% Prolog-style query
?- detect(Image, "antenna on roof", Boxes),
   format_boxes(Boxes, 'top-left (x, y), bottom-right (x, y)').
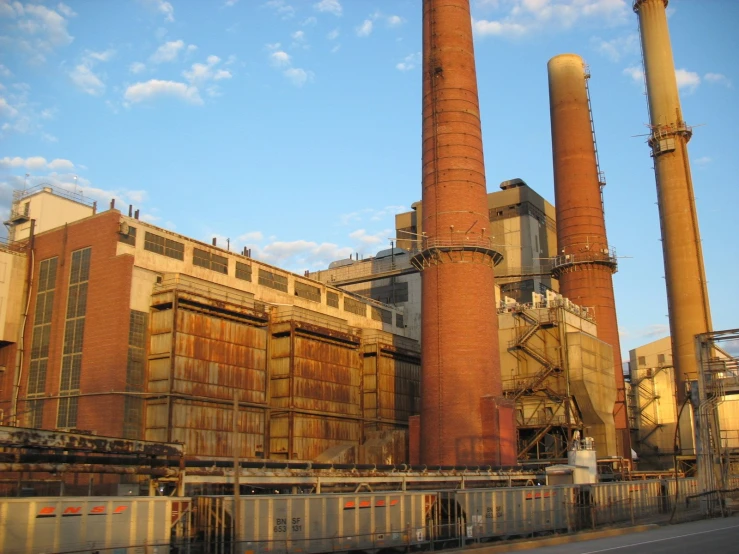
top-left (24, 173), bottom-right (29, 190)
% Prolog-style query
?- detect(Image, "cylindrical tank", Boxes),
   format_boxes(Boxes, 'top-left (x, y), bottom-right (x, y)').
top-left (547, 54), bottom-right (629, 459)
top-left (412, 0), bottom-right (515, 466)
top-left (634, 0), bottom-right (712, 403)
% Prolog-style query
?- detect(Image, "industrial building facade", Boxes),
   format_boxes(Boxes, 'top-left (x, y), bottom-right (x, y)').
top-left (0, 186), bottom-right (419, 464)
top-left (395, 179), bottom-right (558, 304)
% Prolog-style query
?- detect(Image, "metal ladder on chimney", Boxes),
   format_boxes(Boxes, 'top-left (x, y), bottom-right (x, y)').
top-left (584, 64), bottom-right (607, 215)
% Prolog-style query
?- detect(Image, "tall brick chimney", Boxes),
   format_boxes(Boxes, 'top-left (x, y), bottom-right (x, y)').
top-left (410, 0), bottom-right (516, 466)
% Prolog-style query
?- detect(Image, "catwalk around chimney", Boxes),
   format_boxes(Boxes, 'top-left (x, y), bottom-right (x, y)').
top-left (633, 0), bottom-right (712, 404)
top-left (410, 0), bottom-right (516, 466)
top-left (547, 54), bottom-right (629, 459)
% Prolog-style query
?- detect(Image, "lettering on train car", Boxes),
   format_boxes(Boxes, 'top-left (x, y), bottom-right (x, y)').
top-left (525, 491), bottom-right (555, 500)
top-left (485, 506), bottom-right (504, 519)
top-left (36, 505), bottom-right (129, 518)
top-left (343, 498), bottom-right (400, 510)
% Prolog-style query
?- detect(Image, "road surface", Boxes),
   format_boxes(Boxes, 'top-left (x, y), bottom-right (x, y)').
top-left (519, 516), bottom-right (739, 553)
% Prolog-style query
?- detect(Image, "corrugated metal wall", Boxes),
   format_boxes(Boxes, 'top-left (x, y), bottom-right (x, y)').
top-left (146, 291), bottom-right (269, 457)
top-left (144, 289), bottom-right (420, 462)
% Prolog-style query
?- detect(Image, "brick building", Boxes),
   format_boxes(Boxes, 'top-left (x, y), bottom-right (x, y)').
top-left (0, 186), bottom-right (419, 464)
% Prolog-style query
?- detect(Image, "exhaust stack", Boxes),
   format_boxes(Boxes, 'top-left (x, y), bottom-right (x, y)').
top-left (547, 54), bottom-right (628, 459)
top-left (633, 0), bottom-right (712, 403)
top-left (410, 0), bottom-right (516, 466)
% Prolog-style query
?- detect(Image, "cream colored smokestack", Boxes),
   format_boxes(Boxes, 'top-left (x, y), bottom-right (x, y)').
top-left (633, 0), bottom-right (712, 404)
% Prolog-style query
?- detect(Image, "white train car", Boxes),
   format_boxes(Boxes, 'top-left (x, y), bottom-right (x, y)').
top-left (0, 497), bottom-right (183, 554)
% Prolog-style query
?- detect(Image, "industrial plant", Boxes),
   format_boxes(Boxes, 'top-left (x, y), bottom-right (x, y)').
top-left (0, 0), bottom-right (737, 552)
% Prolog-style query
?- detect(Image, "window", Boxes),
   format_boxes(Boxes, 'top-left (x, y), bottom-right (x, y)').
top-left (395, 313), bottom-right (404, 328)
top-left (371, 306), bottom-right (392, 324)
top-left (638, 356), bottom-right (646, 367)
top-left (193, 248), bottom-right (228, 274)
top-left (657, 353), bottom-right (666, 365)
top-left (144, 232), bottom-right (184, 261)
top-left (344, 297), bottom-right (366, 317)
top-left (57, 248), bottom-right (91, 429)
top-left (294, 281), bottom-right (321, 303)
top-left (326, 291), bottom-right (339, 308)
top-left (27, 257), bottom-right (58, 427)
top-left (236, 261), bottom-right (252, 282)
top-left (118, 225), bottom-right (137, 246)
top-left (123, 310), bottom-right (147, 439)
top-left (258, 269), bottom-right (288, 292)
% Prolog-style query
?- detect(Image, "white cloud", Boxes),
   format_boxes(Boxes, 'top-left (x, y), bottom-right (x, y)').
top-left (266, 42), bottom-right (312, 87)
top-left (473, 19), bottom-right (527, 37)
top-left (69, 64), bottom-right (105, 95)
top-left (314, 0), bottom-right (342, 16)
top-left (327, 28), bottom-right (339, 40)
top-left (694, 156), bottom-right (711, 166)
top-left (396, 52), bottom-right (421, 72)
top-left (124, 80), bottom-right (203, 105)
top-left (387, 15), bottom-right (404, 27)
top-left (356, 20), bottom-right (373, 38)
top-left (129, 62), bottom-right (146, 74)
top-left (0, 83), bottom-right (53, 138)
top-left (292, 30), bottom-right (305, 41)
top-left (224, 0), bottom-right (239, 6)
top-left (183, 56), bottom-right (233, 85)
top-left (86, 49), bottom-right (115, 63)
top-left (150, 40), bottom-right (186, 63)
top-left (1, 2), bottom-right (76, 63)
top-left (302, 16), bottom-right (317, 26)
top-left (270, 50), bottom-right (291, 67)
top-left (284, 67), bottom-right (312, 87)
top-left (68, 49), bottom-right (115, 96)
top-left (473, 0), bottom-right (630, 38)
top-left (675, 68), bottom-right (700, 92)
top-left (264, 0), bottom-right (295, 18)
top-left (238, 231), bottom-right (264, 242)
top-left (592, 33), bottom-right (638, 62)
top-left (0, 97), bottom-right (18, 118)
top-left (141, 0), bottom-right (174, 22)
top-left (623, 65), bottom-right (644, 83)
top-left (0, 64), bottom-right (12, 78)
top-left (705, 72), bottom-right (732, 88)
top-left (349, 228), bottom-right (390, 247)
top-left (0, 156), bottom-right (74, 170)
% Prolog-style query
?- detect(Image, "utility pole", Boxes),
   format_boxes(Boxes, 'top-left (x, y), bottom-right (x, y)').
top-left (233, 391), bottom-right (241, 553)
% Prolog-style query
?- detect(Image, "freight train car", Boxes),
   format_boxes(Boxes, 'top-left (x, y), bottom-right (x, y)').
top-left (197, 479), bottom-right (708, 553)
top-left (196, 491), bottom-right (435, 554)
top-left (0, 497), bottom-right (184, 554)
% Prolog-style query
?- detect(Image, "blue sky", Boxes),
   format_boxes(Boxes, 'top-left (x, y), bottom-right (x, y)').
top-left (0, 0), bottom-right (737, 357)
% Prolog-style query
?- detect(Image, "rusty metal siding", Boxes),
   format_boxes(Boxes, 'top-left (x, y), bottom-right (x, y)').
top-left (170, 400), bottom-right (265, 457)
top-left (378, 354), bottom-right (420, 422)
top-left (145, 297), bottom-right (269, 457)
top-left (270, 414), bottom-right (360, 461)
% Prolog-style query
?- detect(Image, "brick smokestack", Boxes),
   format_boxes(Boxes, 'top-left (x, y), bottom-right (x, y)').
top-left (547, 54), bottom-right (629, 459)
top-left (633, 0), bottom-right (712, 404)
top-left (410, 0), bottom-right (516, 466)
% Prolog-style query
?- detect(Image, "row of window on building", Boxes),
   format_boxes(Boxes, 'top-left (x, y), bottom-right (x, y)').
top-left (125, 227), bottom-right (404, 328)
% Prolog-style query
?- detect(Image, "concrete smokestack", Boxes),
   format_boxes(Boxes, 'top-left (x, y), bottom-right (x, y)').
top-left (547, 54), bottom-right (629, 459)
top-left (634, 0), bottom-right (712, 403)
top-left (410, 0), bottom-right (516, 466)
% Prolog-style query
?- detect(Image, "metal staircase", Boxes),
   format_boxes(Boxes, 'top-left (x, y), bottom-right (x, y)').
top-left (507, 309), bottom-right (561, 401)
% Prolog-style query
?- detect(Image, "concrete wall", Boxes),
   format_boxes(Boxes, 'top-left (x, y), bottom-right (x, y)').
top-left (0, 248), bottom-right (27, 343)
top-left (8, 189), bottom-right (94, 242)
